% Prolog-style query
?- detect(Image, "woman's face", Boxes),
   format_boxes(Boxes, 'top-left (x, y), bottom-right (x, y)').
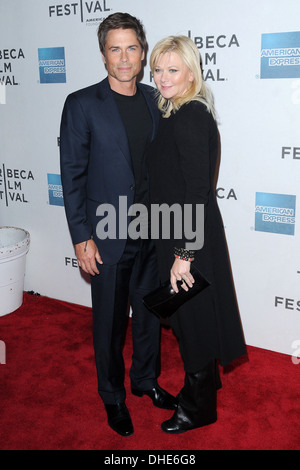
top-left (153, 51), bottom-right (194, 101)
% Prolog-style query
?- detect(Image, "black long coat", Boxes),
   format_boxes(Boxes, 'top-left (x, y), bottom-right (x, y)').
top-left (147, 101), bottom-right (246, 372)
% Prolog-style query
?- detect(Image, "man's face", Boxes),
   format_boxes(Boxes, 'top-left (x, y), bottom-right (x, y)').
top-left (102, 28), bottom-right (144, 92)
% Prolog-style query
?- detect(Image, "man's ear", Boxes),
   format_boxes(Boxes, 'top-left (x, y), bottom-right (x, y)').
top-left (101, 52), bottom-right (106, 64)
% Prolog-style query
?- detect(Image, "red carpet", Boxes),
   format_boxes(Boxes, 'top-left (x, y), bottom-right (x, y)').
top-left (0, 292), bottom-right (299, 451)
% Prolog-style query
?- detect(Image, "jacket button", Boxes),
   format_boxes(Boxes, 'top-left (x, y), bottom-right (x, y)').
top-left (130, 184), bottom-right (135, 190)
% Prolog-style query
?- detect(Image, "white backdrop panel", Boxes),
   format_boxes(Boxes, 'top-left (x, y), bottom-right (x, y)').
top-left (1, 0), bottom-right (299, 357)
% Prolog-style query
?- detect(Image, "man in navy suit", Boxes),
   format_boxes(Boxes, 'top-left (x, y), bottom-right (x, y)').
top-left (60, 12), bottom-right (176, 436)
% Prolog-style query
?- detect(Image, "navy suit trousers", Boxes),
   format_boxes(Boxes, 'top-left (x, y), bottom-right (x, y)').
top-left (91, 238), bottom-right (161, 404)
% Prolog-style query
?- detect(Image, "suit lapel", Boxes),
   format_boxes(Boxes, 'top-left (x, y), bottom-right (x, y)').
top-left (95, 78), bottom-right (159, 170)
top-left (96, 78), bottom-right (132, 171)
top-left (137, 83), bottom-right (160, 141)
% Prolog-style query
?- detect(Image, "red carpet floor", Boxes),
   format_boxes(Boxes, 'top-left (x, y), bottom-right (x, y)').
top-left (0, 292), bottom-right (299, 451)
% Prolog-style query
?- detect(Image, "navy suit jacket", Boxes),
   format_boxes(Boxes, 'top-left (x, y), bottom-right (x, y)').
top-left (60, 77), bottom-right (159, 264)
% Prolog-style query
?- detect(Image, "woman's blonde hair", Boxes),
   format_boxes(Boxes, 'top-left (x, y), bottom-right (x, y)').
top-left (150, 35), bottom-right (216, 119)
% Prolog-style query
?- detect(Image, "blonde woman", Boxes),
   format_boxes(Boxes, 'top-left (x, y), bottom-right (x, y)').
top-left (147, 36), bottom-right (246, 433)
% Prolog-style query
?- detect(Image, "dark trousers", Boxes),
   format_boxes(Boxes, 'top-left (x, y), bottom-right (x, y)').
top-left (91, 238), bottom-right (161, 405)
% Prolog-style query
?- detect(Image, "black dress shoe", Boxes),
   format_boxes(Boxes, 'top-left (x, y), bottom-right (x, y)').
top-left (131, 384), bottom-right (177, 410)
top-left (161, 404), bottom-right (217, 434)
top-left (104, 402), bottom-right (134, 437)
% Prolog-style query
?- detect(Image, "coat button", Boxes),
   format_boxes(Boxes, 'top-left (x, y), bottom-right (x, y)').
top-left (130, 184), bottom-right (135, 190)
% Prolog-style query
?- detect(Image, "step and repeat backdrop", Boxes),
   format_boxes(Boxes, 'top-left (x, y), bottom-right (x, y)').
top-left (1, 0), bottom-right (299, 358)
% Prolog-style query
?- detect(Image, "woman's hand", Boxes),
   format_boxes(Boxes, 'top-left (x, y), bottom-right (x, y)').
top-left (170, 258), bottom-right (195, 293)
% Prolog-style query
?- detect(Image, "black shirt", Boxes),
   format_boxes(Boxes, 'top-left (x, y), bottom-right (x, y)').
top-left (112, 88), bottom-right (153, 207)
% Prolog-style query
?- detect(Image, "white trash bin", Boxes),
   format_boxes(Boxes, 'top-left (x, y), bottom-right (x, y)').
top-left (0, 226), bottom-right (30, 316)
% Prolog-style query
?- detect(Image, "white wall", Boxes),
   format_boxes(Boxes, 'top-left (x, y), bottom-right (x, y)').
top-left (1, 0), bottom-right (300, 356)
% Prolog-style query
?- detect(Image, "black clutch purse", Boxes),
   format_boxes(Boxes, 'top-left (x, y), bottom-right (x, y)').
top-left (143, 265), bottom-right (210, 318)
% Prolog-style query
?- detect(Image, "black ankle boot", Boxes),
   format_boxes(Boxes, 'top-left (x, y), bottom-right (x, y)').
top-left (215, 360), bottom-right (222, 390)
top-left (161, 360), bottom-right (217, 434)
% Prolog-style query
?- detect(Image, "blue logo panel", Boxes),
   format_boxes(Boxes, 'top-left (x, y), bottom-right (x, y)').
top-left (261, 31), bottom-right (300, 79)
top-left (255, 192), bottom-right (296, 235)
top-left (38, 47), bottom-right (66, 83)
top-left (48, 173), bottom-right (64, 206)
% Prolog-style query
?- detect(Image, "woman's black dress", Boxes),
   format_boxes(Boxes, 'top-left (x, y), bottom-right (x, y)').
top-left (147, 101), bottom-right (246, 372)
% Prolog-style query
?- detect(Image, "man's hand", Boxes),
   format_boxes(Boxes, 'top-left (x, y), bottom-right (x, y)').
top-left (170, 258), bottom-right (195, 293)
top-left (75, 239), bottom-right (102, 275)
